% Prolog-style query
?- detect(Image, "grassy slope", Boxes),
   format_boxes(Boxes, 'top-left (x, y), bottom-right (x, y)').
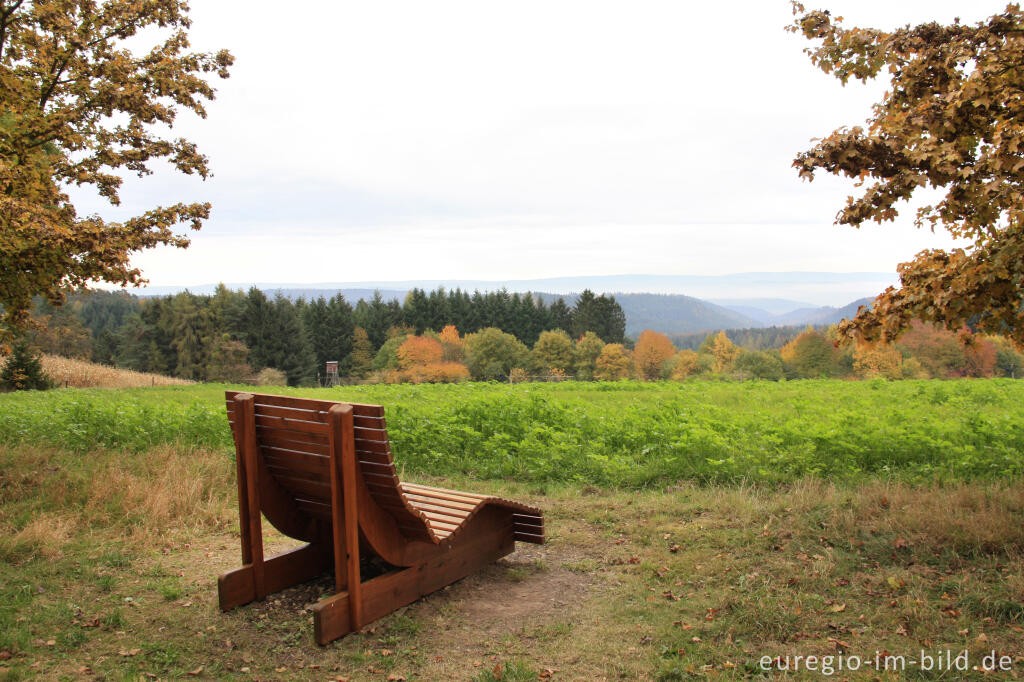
top-left (0, 444), bottom-right (1021, 680)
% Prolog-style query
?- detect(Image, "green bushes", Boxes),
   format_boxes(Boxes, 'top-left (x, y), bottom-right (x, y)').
top-left (0, 380), bottom-right (1022, 486)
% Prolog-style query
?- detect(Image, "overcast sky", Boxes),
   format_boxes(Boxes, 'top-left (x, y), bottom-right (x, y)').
top-left (76, 0), bottom-right (1003, 291)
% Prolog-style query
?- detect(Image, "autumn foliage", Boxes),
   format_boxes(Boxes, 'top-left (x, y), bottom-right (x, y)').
top-left (0, 1), bottom-right (233, 339)
top-left (633, 330), bottom-right (675, 381)
top-left (388, 335), bottom-right (467, 383)
top-left (791, 3), bottom-right (1024, 346)
top-left (595, 344), bottom-right (633, 381)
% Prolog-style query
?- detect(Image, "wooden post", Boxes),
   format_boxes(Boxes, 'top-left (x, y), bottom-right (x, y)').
top-left (328, 403), bottom-right (361, 631)
top-left (236, 394), bottom-right (265, 600)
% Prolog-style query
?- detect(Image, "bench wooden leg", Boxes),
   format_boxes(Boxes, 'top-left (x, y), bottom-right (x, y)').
top-left (219, 542), bottom-right (332, 611)
top-left (313, 522), bottom-right (515, 645)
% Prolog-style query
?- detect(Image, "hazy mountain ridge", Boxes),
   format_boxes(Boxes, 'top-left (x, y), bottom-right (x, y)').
top-left (127, 273), bottom-right (882, 336)
top-left (131, 271), bottom-right (894, 307)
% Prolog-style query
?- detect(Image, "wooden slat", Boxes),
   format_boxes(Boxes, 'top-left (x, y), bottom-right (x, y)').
top-left (356, 449), bottom-right (393, 465)
top-left (424, 518), bottom-right (459, 532)
top-left (365, 484), bottom-right (405, 504)
top-left (403, 482), bottom-right (488, 499)
top-left (354, 439), bottom-right (390, 455)
top-left (401, 484), bottom-right (485, 506)
top-left (403, 492), bottom-right (476, 512)
top-left (258, 432), bottom-right (330, 454)
top-left (357, 460), bottom-right (396, 476)
top-left (295, 498), bottom-right (333, 520)
top-left (261, 448), bottom-right (330, 475)
top-left (353, 426), bottom-right (388, 441)
top-left (254, 403), bottom-right (328, 423)
top-left (419, 507), bottom-right (469, 523)
top-left (363, 469), bottom-right (400, 485)
top-left (354, 415), bottom-right (386, 430)
top-left (227, 391), bottom-right (385, 418)
top-left (406, 499), bottom-right (473, 519)
top-left (252, 414), bottom-right (330, 434)
top-left (268, 472), bottom-right (332, 502)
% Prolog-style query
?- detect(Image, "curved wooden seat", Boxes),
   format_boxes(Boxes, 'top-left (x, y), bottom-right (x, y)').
top-left (217, 391), bottom-right (544, 645)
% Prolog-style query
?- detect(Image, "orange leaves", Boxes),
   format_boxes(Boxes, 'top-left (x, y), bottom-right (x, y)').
top-left (633, 330), bottom-right (676, 381)
top-left (396, 336), bottom-right (443, 370)
top-left (389, 332), bottom-right (469, 383)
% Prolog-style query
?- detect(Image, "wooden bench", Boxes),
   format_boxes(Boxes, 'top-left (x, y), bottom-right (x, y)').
top-left (218, 391), bottom-right (544, 644)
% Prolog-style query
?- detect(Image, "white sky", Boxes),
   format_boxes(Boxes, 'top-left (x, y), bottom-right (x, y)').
top-left (75, 0), bottom-right (1001, 292)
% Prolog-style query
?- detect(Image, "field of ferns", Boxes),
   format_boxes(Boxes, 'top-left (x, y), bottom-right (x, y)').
top-left (0, 379), bottom-right (1021, 486)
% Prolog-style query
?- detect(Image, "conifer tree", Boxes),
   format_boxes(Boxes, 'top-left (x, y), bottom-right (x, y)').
top-left (1, 339), bottom-right (52, 390)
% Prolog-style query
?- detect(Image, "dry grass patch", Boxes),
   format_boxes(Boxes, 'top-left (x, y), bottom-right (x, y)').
top-left (2, 449), bottom-right (1023, 680)
top-left (23, 354), bottom-right (193, 389)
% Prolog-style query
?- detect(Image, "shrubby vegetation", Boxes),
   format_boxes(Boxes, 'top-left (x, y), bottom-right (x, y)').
top-left (1, 381), bottom-right (1021, 486)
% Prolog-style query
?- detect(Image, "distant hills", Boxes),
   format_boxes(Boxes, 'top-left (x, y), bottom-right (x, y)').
top-left (127, 272), bottom-right (885, 336)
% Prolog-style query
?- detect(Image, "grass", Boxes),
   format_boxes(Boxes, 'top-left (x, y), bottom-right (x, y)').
top-left (1, 379), bottom-right (1022, 678)
top-left (1, 379), bottom-right (1023, 484)
top-left (0, 441), bottom-right (1022, 679)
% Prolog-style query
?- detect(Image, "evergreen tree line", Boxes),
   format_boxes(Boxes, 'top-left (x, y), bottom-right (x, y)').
top-left (25, 286), bottom-right (626, 385)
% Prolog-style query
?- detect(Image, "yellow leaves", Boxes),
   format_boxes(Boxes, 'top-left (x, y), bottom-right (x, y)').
top-left (0, 0), bottom-right (232, 331)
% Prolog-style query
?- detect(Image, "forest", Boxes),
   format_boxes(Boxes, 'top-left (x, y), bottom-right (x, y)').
top-left (15, 284), bottom-right (1023, 388)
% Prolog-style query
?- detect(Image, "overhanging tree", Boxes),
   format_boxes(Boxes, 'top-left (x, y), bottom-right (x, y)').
top-left (790, 3), bottom-right (1024, 346)
top-left (0, 0), bottom-right (233, 341)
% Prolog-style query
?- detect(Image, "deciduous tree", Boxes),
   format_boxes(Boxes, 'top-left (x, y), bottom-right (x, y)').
top-left (463, 327), bottom-right (529, 380)
top-left (532, 329), bottom-right (575, 374)
top-left (779, 328), bottom-right (835, 378)
top-left (594, 343), bottom-right (632, 381)
top-left (790, 4), bottom-right (1024, 346)
top-left (396, 335), bottom-right (443, 369)
top-left (707, 330), bottom-right (741, 374)
top-left (0, 1), bottom-right (233, 341)
top-left (573, 331), bottom-right (605, 380)
top-left (633, 330), bottom-right (675, 380)
top-left (670, 349), bottom-right (701, 380)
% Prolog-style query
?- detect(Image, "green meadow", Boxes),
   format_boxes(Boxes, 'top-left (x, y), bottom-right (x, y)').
top-left (1, 379), bottom-right (1022, 486)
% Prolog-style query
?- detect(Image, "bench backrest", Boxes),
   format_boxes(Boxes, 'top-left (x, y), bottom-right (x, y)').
top-left (224, 391), bottom-right (433, 543)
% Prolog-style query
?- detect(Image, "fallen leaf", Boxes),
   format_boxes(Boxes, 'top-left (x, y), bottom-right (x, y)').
top-left (187, 667), bottom-right (204, 676)
top-left (669, 544), bottom-right (681, 553)
top-left (386, 675), bottom-right (406, 681)
top-left (829, 603), bottom-right (847, 613)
